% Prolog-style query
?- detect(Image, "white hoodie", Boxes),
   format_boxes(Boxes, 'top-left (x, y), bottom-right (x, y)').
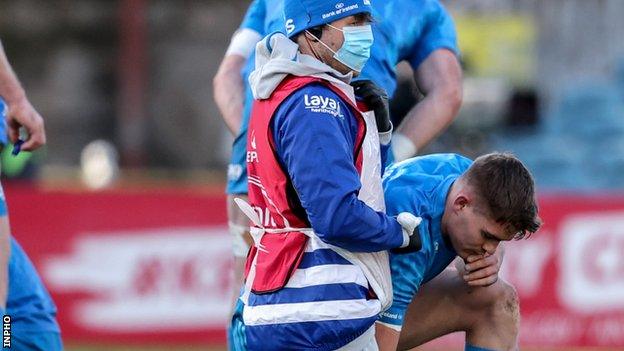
top-left (248, 32), bottom-right (356, 101)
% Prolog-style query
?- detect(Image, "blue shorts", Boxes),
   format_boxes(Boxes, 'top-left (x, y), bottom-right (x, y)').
top-left (228, 298), bottom-right (247, 351)
top-left (226, 130), bottom-right (248, 195)
top-left (5, 331), bottom-right (63, 351)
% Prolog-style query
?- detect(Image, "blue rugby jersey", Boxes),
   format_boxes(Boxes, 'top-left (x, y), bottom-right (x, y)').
top-left (379, 153), bottom-right (471, 329)
top-left (358, 0), bottom-right (459, 98)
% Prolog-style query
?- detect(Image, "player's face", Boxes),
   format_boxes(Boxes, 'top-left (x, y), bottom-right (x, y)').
top-left (446, 202), bottom-right (513, 261)
top-left (318, 15), bottom-right (370, 76)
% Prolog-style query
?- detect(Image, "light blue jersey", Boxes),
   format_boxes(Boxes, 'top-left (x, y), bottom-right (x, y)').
top-left (227, 0), bottom-right (285, 194)
top-left (358, 0), bottom-right (459, 99)
top-left (0, 98), bottom-right (62, 350)
top-left (226, 0), bottom-right (459, 195)
top-left (379, 153), bottom-right (471, 328)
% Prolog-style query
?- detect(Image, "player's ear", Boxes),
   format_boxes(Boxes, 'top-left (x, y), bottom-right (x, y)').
top-left (453, 195), bottom-right (469, 211)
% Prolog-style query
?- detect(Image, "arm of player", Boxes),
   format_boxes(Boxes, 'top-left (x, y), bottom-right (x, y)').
top-left (455, 242), bottom-right (505, 287)
top-left (213, 27), bottom-right (262, 136)
top-left (0, 40), bottom-right (46, 151)
top-left (394, 49), bottom-right (462, 161)
top-left (213, 0), bottom-right (265, 135)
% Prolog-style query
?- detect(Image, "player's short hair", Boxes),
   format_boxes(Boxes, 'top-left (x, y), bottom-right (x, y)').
top-left (464, 152), bottom-right (542, 240)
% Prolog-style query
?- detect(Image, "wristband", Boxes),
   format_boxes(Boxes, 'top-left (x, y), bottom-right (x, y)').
top-left (225, 28), bottom-right (263, 59)
top-left (391, 133), bottom-right (417, 162)
top-left (378, 122), bottom-right (393, 145)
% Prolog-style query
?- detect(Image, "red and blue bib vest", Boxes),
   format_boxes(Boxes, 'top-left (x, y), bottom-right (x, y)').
top-left (245, 75), bottom-right (367, 293)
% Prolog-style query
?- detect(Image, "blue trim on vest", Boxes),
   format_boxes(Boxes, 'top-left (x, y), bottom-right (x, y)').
top-left (246, 315), bottom-right (378, 351)
top-left (247, 282), bottom-right (368, 306)
top-left (298, 249), bottom-right (352, 269)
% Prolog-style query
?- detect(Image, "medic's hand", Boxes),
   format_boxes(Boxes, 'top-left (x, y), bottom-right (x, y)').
top-left (456, 252), bottom-right (502, 287)
top-left (351, 80), bottom-right (392, 133)
top-left (392, 212), bottom-right (422, 254)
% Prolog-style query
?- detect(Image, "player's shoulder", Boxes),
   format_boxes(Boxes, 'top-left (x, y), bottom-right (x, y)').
top-left (383, 154), bottom-right (470, 216)
top-left (384, 153), bottom-right (472, 190)
top-left (415, 153), bottom-right (472, 171)
top-left (412, 153), bottom-right (472, 177)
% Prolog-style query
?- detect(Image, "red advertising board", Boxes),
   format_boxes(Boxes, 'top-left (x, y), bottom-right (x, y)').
top-left (4, 183), bottom-right (624, 347)
top-left (502, 194), bottom-right (624, 347)
top-left (5, 183), bottom-right (232, 345)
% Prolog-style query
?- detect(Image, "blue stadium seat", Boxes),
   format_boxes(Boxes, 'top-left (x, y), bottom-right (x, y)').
top-left (547, 83), bottom-right (624, 139)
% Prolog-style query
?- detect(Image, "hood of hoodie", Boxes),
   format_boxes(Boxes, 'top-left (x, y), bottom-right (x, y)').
top-left (249, 32), bottom-right (355, 100)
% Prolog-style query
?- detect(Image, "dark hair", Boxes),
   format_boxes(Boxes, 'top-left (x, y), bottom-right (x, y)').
top-left (463, 152), bottom-right (542, 240)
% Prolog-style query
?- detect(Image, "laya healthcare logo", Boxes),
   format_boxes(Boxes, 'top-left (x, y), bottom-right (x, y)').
top-left (304, 94), bottom-right (343, 118)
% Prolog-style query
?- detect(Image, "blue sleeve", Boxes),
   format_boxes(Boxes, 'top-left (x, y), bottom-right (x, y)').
top-left (240, 0), bottom-right (266, 34)
top-left (271, 84), bottom-right (404, 252)
top-left (406, 1), bottom-right (459, 69)
top-left (380, 142), bottom-right (391, 173)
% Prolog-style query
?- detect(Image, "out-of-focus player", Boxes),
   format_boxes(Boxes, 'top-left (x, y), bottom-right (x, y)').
top-left (213, 2), bottom-right (462, 346)
top-left (212, 1), bottom-right (285, 348)
top-left (0, 40), bottom-right (61, 350)
top-left (376, 153), bottom-right (542, 351)
top-left (357, 0), bottom-right (462, 162)
top-left (213, 0), bottom-right (283, 297)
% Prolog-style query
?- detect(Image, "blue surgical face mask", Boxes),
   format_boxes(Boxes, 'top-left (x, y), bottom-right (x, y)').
top-left (309, 24), bottom-right (374, 72)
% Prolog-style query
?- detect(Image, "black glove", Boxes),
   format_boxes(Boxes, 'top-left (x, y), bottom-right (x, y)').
top-left (392, 212), bottom-right (423, 254)
top-left (351, 80), bottom-right (392, 133)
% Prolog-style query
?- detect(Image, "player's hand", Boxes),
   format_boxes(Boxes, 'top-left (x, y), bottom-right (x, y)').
top-left (392, 212), bottom-right (422, 254)
top-left (6, 97), bottom-right (46, 151)
top-left (459, 252), bottom-right (501, 287)
top-left (351, 80), bottom-right (392, 132)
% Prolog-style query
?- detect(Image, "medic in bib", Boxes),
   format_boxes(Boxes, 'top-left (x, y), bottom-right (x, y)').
top-left (236, 0), bottom-right (422, 350)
